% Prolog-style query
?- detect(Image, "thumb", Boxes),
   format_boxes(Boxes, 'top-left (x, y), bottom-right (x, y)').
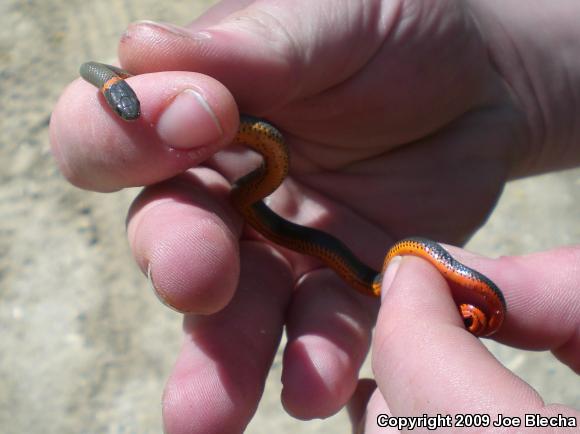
top-left (372, 253), bottom-right (580, 422)
top-left (373, 256), bottom-right (531, 416)
top-left (117, 0), bottom-right (392, 113)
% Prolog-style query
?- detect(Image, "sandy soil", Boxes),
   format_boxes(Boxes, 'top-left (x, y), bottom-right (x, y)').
top-left (0, 0), bottom-right (578, 433)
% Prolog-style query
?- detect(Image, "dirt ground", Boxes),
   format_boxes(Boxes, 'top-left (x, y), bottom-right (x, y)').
top-left (0, 1), bottom-right (578, 433)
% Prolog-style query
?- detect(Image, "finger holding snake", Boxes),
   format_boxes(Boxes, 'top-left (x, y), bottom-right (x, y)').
top-left (51, 70), bottom-right (240, 192)
top-left (77, 63), bottom-right (506, 337)
top-left (51, 61), bottom-right (513, 422)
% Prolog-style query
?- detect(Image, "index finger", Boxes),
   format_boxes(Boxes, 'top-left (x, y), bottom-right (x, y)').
top-left (372, 256), bottom-right (543, 417)
top-left (50, 70), bottom-right (239, 192)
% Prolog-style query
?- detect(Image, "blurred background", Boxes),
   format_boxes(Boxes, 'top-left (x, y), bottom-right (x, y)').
top-left (0, 0), bottom-right (578, 433)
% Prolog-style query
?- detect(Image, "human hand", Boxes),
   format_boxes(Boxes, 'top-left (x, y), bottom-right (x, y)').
top-left (348, 246), bottom-right (580, 433)
top-left (50, 0), bottom-right (580, 433)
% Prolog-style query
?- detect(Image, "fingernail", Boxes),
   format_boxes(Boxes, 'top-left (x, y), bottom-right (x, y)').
top-left (147, 262), bottom-right (180, 313)
top-left (129, 20), bottom-right (212, 40)
top-left (157, 89), bottom-right (223, 150)
top-left (380, 256), bottom-right (402, 302)
top-left (131, 20), bottom-right (188, 37)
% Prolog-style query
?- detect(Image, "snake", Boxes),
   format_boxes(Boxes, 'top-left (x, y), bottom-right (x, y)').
top-left (80, 62), bottom-right (506, 337)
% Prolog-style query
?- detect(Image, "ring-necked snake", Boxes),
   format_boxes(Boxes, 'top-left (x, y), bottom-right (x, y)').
top-left (80, 62), bottom-right (506, 337)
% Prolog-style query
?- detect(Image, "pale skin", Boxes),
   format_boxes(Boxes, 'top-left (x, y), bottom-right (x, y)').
top-left (50, 1), bottom-right (580, 433)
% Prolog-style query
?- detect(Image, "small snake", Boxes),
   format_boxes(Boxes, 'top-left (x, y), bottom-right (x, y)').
top-left (80, 62), bottom-right (506, 336)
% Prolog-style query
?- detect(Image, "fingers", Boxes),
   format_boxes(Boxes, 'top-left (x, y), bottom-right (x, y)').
top-left (162, 243), bottom-right (293, 434)
top-left (117, 1), bottom-right (492, 153)
top-left (127, 168), bottom-right (242, 314)
top-left (281, 271), bottom-right (378, 419)
top-left (118, 1), bottom-right (396, 113)
top-left (373, 256), bottom-right (545, 418)
top-left (50, 71), bottom-right (238, 192)
top-left (126, 165), bottom-right (384, 422)
top-left (442, 244), bottom-right (580, 371)
top-left (498, 246), bottom-right (580, 354)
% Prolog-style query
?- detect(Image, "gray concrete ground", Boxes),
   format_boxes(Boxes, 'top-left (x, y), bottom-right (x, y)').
top-left (0, 1), bottom-right (578, 433)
